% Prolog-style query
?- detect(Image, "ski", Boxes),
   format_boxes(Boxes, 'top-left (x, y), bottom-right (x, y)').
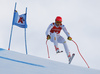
top-left (69, 53), bottom-right (75, 64)
top-left (56, 51), bottom-right (63, 54)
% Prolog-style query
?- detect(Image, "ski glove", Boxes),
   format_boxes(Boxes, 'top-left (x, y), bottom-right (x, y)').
top-left (47, 35), bottom-right (51, 40)
top-left (67, 37), bottom-right (72, 41)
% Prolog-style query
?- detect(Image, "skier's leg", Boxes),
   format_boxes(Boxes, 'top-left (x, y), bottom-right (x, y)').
top-left (57, 35), bottom-right (71, 58)
top-left (50, 32), bottom-right (59, 52)
top-left (63, 42), bottom-right (70, 56)
top-left (63, 41), bottom-right (72, 60)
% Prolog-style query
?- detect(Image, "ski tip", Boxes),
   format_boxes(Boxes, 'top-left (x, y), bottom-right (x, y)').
top-left (72, 53), bottom-right (75, 55)
top-left (56, 51), bottom-right (63, 54)
top-left (68, 53), bottom-right (75, 64)
top-left (61, 51), bottom-right (63, 52)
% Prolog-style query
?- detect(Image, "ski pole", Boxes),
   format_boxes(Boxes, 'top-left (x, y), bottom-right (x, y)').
top-left (72, 40), bottom-right (90, 68)
top-left (46, 40), bottom-right (50, 58)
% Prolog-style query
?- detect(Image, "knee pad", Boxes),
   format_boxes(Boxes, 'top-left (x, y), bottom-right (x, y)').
top-left (54, 37), bottom-right (56, 40)
top-left (63, 41), bottom-right (66, 43)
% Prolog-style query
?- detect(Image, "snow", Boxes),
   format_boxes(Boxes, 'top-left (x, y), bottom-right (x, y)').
top-left (0, 48), bottom-right (100, 74)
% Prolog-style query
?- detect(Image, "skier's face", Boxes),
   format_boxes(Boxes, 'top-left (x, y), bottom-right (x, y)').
top-left (55, 21), bottom-right (62, 26)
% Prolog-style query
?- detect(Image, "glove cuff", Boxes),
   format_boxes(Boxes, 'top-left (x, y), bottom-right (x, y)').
top-left (68, 37), bottom-right (72, 40)
top-left (47, 35), bottom-right (51, 40)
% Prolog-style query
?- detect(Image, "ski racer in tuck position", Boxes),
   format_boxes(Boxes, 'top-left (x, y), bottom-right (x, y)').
top-left (46, 16), bottom-right (74, 62)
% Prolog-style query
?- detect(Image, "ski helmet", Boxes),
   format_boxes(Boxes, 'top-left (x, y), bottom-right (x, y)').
top-left (55, 16), bottom-right (62, 22)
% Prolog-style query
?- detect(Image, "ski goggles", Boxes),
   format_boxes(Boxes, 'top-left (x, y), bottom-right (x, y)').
top-left (56, 21), bottom-right (62, 24)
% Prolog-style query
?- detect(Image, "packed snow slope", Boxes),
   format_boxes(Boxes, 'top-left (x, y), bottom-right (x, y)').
top-left (0, 48), bottom-right (100, 74)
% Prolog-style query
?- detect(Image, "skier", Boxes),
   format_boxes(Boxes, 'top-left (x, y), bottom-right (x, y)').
top-left (46, 16), bottom-right (74, 62)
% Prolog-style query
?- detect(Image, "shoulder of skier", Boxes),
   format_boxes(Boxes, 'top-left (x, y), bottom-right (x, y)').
top-left (45, 23), bottom-right (54, 35)
top-left (60, 24), bottom-right (66, 29)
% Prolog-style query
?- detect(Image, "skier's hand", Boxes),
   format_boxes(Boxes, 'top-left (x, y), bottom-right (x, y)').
top-left (67, 37), bottom-right (72, 41)
top-left (47, 35), bottom-right (51, 40)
